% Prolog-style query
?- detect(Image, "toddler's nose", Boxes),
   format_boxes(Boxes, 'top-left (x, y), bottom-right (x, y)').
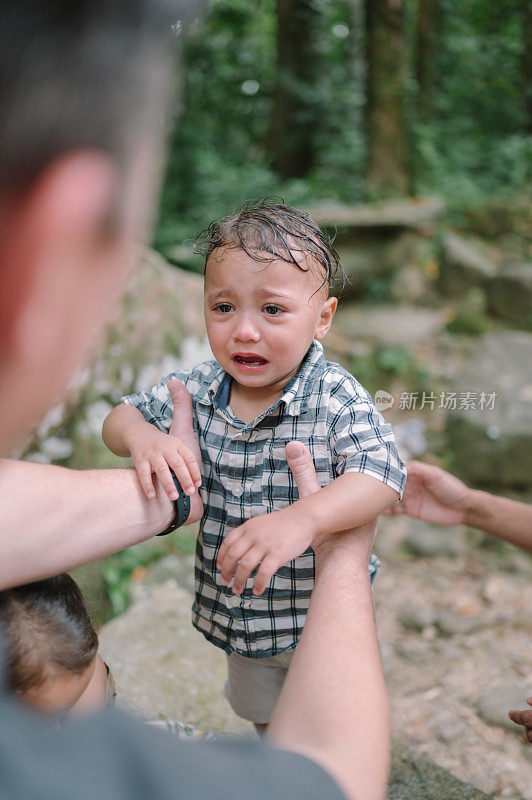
top-left (232, 314), bottom-right (260, 342)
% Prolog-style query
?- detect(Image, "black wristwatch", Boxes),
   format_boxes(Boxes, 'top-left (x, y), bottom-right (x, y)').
top-left (156, 470), bottom-right (191, 536)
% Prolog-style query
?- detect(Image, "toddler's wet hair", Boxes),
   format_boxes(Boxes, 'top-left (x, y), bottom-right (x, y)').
top-left (194, 199), bottom-right (344, 292)
top-left (0, 574), bottom-right (98, 695)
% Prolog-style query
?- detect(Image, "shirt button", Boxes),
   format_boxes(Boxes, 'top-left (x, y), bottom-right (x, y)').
top-left (240, 432), bottom-right (250, 440)
top-left (233, 484), bottom-right (244, 497)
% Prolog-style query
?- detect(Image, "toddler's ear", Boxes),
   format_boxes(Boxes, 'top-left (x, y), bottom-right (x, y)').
top-left (315, 297), bottom-right (337, 340)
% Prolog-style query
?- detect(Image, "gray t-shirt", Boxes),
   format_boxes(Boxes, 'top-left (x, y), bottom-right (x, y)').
top-left (0, 640), bottom-right (345, 800)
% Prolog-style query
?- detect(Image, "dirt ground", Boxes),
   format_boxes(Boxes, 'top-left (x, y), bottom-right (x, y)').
top-left (374, 515), bottom-right (532, 800)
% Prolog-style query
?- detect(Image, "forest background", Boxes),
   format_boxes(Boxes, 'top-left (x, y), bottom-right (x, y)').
top-left (153, 0), bottom-right (531, 254)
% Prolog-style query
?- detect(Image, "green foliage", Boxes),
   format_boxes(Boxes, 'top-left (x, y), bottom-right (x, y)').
top-left (445, 307), bottom-right (492, 335)
top-left (101, 528), bottom-right (197, 619)
top-left (349, 343), bottom-right (429, 396)
top-left (413, 0), bottom-right (530, 209)
top-left (153, 0), bottom-right (530, 254)
top-left (101, 548), bottom-right (159, 619)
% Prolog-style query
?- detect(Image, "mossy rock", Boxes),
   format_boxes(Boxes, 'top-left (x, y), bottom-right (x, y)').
top-left (389, 742), bottom-right (492, 799)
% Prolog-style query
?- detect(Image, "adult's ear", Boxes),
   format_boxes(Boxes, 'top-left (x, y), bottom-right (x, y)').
top-left (0, 151), bottom-right (117, 361)
top-left (314, 296), bottom-right (338, 341)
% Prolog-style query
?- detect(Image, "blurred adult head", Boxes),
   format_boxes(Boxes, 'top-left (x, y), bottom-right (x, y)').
top-left (0, 0), bottom-right (195, 451)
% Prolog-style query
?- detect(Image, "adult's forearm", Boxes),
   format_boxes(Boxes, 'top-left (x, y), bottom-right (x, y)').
top-left (0, 459), bottom-right (202, 589)
top-left (467, 489), bottom-right (532, 551)
top-left (267, 525), bottom-right (390, 800)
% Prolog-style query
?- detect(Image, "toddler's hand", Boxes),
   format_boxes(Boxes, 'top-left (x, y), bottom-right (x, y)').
top-left (217, 440), bottom-right (323, 596)
top-left (217, 506), bottom-right (315, 596)
top-left (128, 423), bottom-right (201, 501)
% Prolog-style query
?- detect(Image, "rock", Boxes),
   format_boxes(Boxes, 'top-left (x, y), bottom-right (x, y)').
top-left (130, 553), bottom-right (196, 601)
top-left (98, 580), bottom-right (251, 735)
top-left (332, 305), bottom-right (445, 349)
top-left (403, 520), bottom-right (468, 558)
top-left (439, 234), bottom-right (497, 296)
top-left (436, 609), bottom-right (485, 637)
top-left (389, 741), bottom-right (492, 799)
top-left (434, 718), bottom-right (467, 744)
top-left (487, 263), bottom-right (532, 326)
top-left (398, 601), bottom-right (437, 632)
top-left (306, 196), bottom-right (445, 232)
top-left (477, 685), bottom-right (532, 732)
top-left (335, 232), bottom-right (435, 301)
top-left (445, 331), bottom-right (532, 487)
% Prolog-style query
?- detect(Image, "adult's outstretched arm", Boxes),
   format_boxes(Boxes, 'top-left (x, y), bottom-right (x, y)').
top-left (0, 459), bottom-right (194, 589)
top-left (389, 460), bottom-right (532, 552)
top-left (267, 442), bottom-right (389, 800)
top-left (0, 381), bottom-right (203, 589)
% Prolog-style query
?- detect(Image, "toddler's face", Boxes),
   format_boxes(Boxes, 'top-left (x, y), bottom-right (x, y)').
top-left (204, 246), bottom-right (336, 394)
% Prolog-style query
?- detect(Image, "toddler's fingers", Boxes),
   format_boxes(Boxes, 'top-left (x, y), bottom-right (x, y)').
top-left (217, 528), bottom-right (242, 567)
top-left (168, 450), bottom-right (196, 495)
top-left (218, 533), bottom-right (249, 584)
top-left (135, 460), bottom-right (156, 499)
top-left (171, 441), bottom-right (202, 489)
top-left (253, 556), bottom-right (279, 596)
top-left (231, 546), bottom-right (265, 595)
top-left (153, 459), bottom-right (180, 501)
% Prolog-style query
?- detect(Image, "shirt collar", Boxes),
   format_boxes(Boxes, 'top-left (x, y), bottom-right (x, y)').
top-left (279, 339), bottom-right (326, 416)
top-left (196, 339), bottom-right (326, 417)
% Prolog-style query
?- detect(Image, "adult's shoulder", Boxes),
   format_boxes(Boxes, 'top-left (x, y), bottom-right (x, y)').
top-left (0, 696), bottom-right (345, 800)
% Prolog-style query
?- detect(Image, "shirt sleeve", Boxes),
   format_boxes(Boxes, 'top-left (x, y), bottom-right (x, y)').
top-left (328, 375), bottom-right (406, 498)
top-left (121, 370), bottom-right (195, 433)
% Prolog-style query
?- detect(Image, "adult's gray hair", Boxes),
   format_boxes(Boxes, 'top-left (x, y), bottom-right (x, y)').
top-left (0, 0), bottom-right (199, 192)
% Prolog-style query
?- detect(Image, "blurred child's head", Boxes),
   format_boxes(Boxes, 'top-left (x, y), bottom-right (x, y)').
top-left (196, 201), bottom-right (344, 392)
top-left (0, 574), bottom-right (98, 718)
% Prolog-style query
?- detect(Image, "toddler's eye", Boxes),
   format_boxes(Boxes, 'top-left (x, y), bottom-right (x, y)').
top-left (215, 303), bottom-right (233, 313)
top-left (264, 305), bottom-right (281, 315)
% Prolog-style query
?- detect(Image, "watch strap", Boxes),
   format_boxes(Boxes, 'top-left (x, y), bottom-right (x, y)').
top-left (156, 470), bottom-right (191, 536)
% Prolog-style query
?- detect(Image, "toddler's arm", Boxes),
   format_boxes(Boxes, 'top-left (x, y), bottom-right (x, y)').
top-left (218, 469), bottom-right (398, 595)
top-left (103, 381), bottom-right (202, 502)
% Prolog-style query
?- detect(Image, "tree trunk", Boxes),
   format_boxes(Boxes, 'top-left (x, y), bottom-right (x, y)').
top-left (365, 0), bottom-right (410, 197)
top-left (415, 0), bottom-right (440, 124)
top-left (266, 0), bottom-right (324, 179)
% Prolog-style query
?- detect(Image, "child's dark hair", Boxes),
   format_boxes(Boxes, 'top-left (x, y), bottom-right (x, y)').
top-left (194, 200), bottom-right (344, 293)
top-left (0, 574), bottom-right (98, 694)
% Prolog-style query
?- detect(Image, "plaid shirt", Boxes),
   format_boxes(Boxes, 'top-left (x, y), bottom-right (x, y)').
top-left (123, 340), bottom-right (406, 657)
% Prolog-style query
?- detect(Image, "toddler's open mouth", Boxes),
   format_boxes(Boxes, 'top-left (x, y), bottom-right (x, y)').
top-left (232, 354), bottom-right (269, 367)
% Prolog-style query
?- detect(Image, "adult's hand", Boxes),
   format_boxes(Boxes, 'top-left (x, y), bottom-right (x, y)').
top-left (509, 698), bottom-right (532, 743)
top-left (388, 460), bottom-right (469, 527)
top-left (388, 459), bottom-right (532, 551)
top-left (167, 379), bottom-right (204, 522)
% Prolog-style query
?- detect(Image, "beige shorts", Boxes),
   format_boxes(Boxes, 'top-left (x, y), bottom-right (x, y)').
top-left (225, 649), bottom-right (295, 724)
